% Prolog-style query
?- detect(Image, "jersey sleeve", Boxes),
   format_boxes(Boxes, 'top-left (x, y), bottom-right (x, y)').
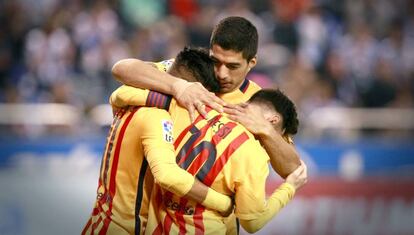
top-left (110, 85), bottom-right (172, 110)
top-left (110, 85), bottom-right (150, 108)
top-left (138, 109), bottom-right (194, 197)
top-left (232, 138), bottom-right (295, 233)
top-left (138, 109), bottom-right (232, 212)
top-left (232, 139), bottom-right (270, 219)
top-left (239, 183), bottom-right (295, 233)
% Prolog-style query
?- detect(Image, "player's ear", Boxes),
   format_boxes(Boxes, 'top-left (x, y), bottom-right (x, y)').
top-left (269, 113), bottom-right (281, 126)
top-left (248, 56), bottom-right (257, 70)
top-left (269, 113), bottom-right (284, 134)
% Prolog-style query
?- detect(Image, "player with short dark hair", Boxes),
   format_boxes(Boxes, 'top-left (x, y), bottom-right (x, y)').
top-left (110, 47), bottom-right (306, 233)
top-left (111, 16), bottom-right (300, 179)
top-left (210, 16), bottom-right (258, 62)
top-left (171, 47), bottom-right (220, 93)
top-left (249, 89), bottom-right (299, 136)
top-left (82, 47), bottom-right (231, 235)
top-left (110, 16), bottom-right (304, 234)
top-left (138, 87), bottom-right (306, 234)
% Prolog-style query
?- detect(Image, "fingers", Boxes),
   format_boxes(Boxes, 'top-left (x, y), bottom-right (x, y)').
top-left (285, 160), bottom-right (309, 191)
top-left (223, 106), bottom-right (237, 115)
top-left (223, 103), bottom-right (238, 109)
top-left (295, 160), bottom-right (308, 186)
top-left (226, 114), bottom-right (240, 122)
top-left (204, 96), bottom-right (224, 114)
top-left (223, 106), bottom-right (244, 123)
top-left (299, 160), bottom-right (307, 175)
top-left (193, 83), bottom-right (226, 112)
top-left (208, 103), bottom-right (224, 114)
top-left (180, 83), bottom-right (226, 119)
top-left (293, 164), bottom-right (305, 176)
top-left (233, 104), bottom-right (246, 113)
top-left (203, 91), bottom-right (225, 113)
top-left (223, 104), bottom-right (246, 115)
top-left (195, 102), bottom-right (209, 119)
top-left (209, 92), bottom-right (227, 108)
top-left (301, 161), bottom-right (308, 183)
top-left (286, 164), bottom-right (304, 181)
top-left (239, 102), bottom-right (248, 108)
top-left (188, 105), bottom-right (196, 123)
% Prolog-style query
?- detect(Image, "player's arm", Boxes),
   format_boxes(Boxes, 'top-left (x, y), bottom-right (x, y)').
top-left (258, 127), bottom-right (300, 178)
top-left (239, 163), bottom-right (307, 233)
top-left (232, 142), bottom-right (305, 233)
top-left (112, 59), bottom-right (182, 96)
top-left (110, 85), bottom-right (150, 108)
top-left (110, 86), bottom-right (173, 111)
top-left (111, 59), bottom-right (226, 120)
top-left (140, 109), bottom-right (231, 214)
top-left (224, 103), bottom-right (300, 178)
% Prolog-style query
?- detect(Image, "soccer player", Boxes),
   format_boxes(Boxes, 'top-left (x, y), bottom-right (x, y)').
top-left (114, 83), bottom-right (307, 234)
top-left (82, 48), bottom-right (233, 235)
top-left (111, 16), bottom-right (300, 180)
top-left (111, 16), bottom-right (303, 234)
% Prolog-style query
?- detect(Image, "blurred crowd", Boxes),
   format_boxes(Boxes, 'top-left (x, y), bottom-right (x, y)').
top-left (1, 0), bottom-right (414, 124)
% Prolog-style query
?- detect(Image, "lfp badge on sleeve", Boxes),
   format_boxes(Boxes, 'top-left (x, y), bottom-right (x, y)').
top-left (162, 120), bottom-right (174, 143)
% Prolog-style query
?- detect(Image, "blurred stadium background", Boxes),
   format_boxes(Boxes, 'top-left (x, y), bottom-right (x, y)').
top-left (1, 0), bottom-right (414, 234)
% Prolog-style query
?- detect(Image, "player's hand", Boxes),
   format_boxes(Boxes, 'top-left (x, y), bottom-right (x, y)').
top-left (223, 103), bottom-right (273, 136)
top-left (219, 196), bottom-right (235, 217)
top-left (285, 160), bottom-right (308, 191)
top-left (172, 80), bottom-right (227, 122)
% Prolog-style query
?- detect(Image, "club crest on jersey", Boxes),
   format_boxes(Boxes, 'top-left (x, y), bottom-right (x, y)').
top-left (158, 59), bottom-right (174, 72)
top-left (162, 120), bottom-right (174, 143)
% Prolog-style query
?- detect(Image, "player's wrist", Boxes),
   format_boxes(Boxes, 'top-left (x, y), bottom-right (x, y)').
top-left (281, 182), bottom-right (296, 193)
top-left (171, 79), bottom-right (191, 99)
top-left (203, 188), bottom-right (232, 214)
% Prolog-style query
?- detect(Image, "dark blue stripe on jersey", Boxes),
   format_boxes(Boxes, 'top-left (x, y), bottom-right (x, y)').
top-left (146, 91), bottom-right (172, 110)
top-left (239, 79), bottom-right (249, 93)
top-left (153, 92), bottom-right (161, 108)
top-left (176, 129), bottom-right (201, 163)
top-left (236, 218), bottom-right (240, 235)
top-left (180, 141), bottom-right (216, 173)
top-left (189, 125), bottom-right (199, 134)
top-left (135, 159), bottom-right (148, 235)
top-left (163, 95), bottom-right (172, 110)
top-left (194, 142), bottom-right (217, 181)
top-left (176, 116), bottom-right (219, 164)
top-left (146, 92), bottom-right (155, 107)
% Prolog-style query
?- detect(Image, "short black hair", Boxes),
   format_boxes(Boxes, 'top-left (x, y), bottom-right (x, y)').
top-left (210, 16), bottom-right (258, 61)
top-left (249, 89), bottom-right (299, 135)
top-left (173, 46), bottom-right (220, 93)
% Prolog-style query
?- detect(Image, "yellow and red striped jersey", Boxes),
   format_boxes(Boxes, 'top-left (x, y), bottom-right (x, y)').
top-left (106, 59), bottom-right (291, 234)
top-left (136, 97), bottom-right (272, 234)
top-left (107, 87), bottom-right (294, 234)
top-left (82, 106), bottom-right (195, 235)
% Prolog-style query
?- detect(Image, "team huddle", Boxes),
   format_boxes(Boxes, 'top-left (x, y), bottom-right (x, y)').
top-left (82, 16), bottom-right (308, 235)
